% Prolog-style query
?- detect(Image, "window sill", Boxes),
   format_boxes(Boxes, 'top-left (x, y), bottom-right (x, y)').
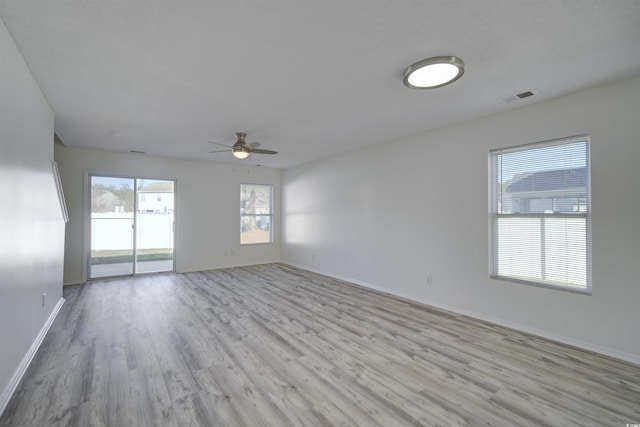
top-left (490, 275), bottom-right (592, 295)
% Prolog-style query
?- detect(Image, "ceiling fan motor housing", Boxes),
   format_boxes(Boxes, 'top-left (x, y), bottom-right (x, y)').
top-left (234, 132), bottom-right (247, 148)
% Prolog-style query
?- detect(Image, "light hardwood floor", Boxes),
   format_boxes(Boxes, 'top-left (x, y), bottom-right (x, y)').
top-left (1, 263), bottom-right (638, 426)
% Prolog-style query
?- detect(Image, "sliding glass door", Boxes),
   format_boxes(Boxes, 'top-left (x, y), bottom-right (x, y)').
top-left (135, 179), bottom-right (175, 274)
top-left (89, 175), bottom-right (175, 279)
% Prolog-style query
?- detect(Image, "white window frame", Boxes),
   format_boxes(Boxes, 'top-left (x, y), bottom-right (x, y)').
top-left (240, 183), bottom-right (274, 245)
top-left (489, 135), bottom-right (592, 294)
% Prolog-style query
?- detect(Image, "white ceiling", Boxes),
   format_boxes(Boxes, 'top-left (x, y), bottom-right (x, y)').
top-left (1, 1), bottom-right (639, 169)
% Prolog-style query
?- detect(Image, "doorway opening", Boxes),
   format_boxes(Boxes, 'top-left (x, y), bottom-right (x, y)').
top-left (89, 175), bottom-right (175, 279)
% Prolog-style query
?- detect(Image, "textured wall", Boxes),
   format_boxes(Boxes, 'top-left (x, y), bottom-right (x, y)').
top-left (0, 17), bottom-right (65, 410)
top-left (282, 75), bottom-right (640, 363)
top-left (54, 146), bottom-right (281, 285)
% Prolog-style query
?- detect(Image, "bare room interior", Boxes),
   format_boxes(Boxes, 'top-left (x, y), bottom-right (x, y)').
top-left (1, 1), bottom-right (639, 425)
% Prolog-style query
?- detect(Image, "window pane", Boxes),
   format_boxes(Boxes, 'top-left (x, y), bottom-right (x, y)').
top-left (544, 217), bottom-right (587, 288)
top-left (497, 142), bottom-right (587, 214)
top-left (136, 179), bottom-right (175, 274)
top-left (241, 215), bottom-right (272, 244)
top-left (497, 217), bottom-right (542, 280)
top-left (497, 216), bottom-right (587, 289)
top-left (241, 184), bottom-right (272, 215)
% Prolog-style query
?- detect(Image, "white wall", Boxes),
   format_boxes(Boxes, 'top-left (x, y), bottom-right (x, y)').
top-left (54, 146), bottom-right (281, 285)
top-left (282, 75), bottom-right (640, 363)
top-left (0, 17), bottom-right (65, 411)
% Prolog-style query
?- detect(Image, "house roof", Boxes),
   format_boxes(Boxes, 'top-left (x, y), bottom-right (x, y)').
top-left (506, 168), bottom-right (587, 193)
top-left (138, 182), bottom-right (174, 193)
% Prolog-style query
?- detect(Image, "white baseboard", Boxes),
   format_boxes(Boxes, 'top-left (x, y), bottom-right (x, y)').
top-left (179, 260), bottom-right (281, 274)
top-left (0, 297), bottom-right (65, 417)
top-left (283, 262), bottom-right (640, 366)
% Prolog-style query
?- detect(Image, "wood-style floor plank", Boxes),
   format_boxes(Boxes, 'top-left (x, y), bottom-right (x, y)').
top-left (1, 263), bottom-right (639, 426)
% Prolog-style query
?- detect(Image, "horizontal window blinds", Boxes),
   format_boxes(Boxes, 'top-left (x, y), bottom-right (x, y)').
top-left (490, 136), bottom-right (591, 293)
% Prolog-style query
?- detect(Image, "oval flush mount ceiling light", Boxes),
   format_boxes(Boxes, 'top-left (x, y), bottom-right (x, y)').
top-left (403, 56), bottom-right (465, 89)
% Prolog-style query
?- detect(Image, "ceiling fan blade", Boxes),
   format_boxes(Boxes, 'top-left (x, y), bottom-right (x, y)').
top-left (250, 148), bottom-right (278, 155)
top-left (246, 141), bottom-right (261, 149)
top-left (208, 149), bottom-right (232, 153)
top-left (208, 142), bottom-right (233, 148)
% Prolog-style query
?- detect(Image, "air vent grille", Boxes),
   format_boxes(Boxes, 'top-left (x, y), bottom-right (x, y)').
top-left (502, 90), bottom-right (537, 103)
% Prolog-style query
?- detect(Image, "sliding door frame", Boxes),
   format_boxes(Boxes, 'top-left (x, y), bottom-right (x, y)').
top-left (83, 171), bottom-right (177, 281)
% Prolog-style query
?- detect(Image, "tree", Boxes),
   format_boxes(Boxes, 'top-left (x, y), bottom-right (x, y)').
top-left (91, 184), bottom-right (134, 213)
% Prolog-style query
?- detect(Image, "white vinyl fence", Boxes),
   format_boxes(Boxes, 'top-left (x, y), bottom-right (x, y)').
top-left (91, 213), bottom-right (174, 250)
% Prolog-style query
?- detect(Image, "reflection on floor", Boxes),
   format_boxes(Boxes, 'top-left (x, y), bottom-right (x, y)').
top-left (90, 259), bottom-right (174, 278)
top-left (1, 263), bottom-right (638, 426)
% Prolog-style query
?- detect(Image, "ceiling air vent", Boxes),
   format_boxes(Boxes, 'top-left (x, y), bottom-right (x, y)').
top-left (502, 90), bottom-right (537, 103)
top-left (517, 91), bottom-right (535, 99)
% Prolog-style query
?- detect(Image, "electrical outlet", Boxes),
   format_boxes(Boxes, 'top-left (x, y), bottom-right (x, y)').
top-left (427, 276), bottom-right (433, 286)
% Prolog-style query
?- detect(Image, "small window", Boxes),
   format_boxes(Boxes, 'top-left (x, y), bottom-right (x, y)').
top-left (240, 184), bottom-right (273, 245)
top-left (489, 135), bottom-right (592, 293)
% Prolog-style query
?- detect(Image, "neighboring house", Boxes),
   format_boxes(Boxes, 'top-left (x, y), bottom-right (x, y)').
top-left (138, 181), bottom-right (174, 213)
top-left (504, 167), bottom-right (587, 214)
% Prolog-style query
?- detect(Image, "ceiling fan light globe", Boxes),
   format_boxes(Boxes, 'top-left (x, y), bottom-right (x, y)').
top-left (233, 146), bottom-right (250, 159)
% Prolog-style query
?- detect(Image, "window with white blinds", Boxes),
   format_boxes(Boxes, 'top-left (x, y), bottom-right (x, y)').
top-left (489, 135), bottom-right (592, 294)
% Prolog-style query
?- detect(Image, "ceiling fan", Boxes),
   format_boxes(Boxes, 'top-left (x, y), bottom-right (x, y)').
top-left (208, 132), bottom-right (278, 160)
